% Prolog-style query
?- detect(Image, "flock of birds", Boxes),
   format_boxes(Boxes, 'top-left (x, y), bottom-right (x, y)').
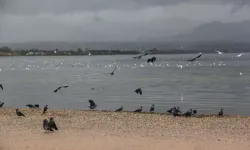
top-left (0, 49), bottom-right (245, 132)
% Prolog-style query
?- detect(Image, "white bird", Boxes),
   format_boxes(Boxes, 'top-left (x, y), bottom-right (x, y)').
top-left (177, 65), bottom-right (183, 69)
top-left (236, 53), bottom-right (244, 57)
top-left (240, 72), bottom-right (243, 76)
top-left (214, 50), bottom-right (229, 55)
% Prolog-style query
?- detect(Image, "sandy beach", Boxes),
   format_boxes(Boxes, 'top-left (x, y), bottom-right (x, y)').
top-left (0, 108), bottom-right (250, 150)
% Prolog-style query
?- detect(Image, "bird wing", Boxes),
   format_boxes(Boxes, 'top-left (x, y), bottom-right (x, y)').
top-left (112, 66), bottom-right (117, 73)
top-left (143, 53), bottom-right (149, 56)
top-left (214, 50), bottom-right (221, 53)
top-left (187, 58), bottom-right (196, 61)
top-left (196, 53), bottom-right (202, 58)
top-left (54, 87), bottom-right (61, 92)
top-left (0, 84), bottom-right (3, 90)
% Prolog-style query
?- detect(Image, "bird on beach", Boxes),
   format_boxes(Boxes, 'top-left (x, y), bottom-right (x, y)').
top-left (0, 84), bottom-right (3, 90)
top-left (214, 50), bottom-right (229, 55)
top-left (193, 109), bottom-right (197, 115)
top-left (43, 105), bottom-right (48, 114)
top-left (26, 104), bottom-right (35, 109)
top-left (54, 85), bottom-right (69, 92)
top-left (16, 109), bottom-right (25, 117)
top-left (166, 108), bottom-right (173, 114)
top-left (34, 104), bottom-right (39, 108)
top-left (88, 100), bottom-right (97, 109)
top-left (48, 117), bottom-right (58, 131)
top-left (218, 108), bottom-right (223, 116)
top-left (187, 53), bottom-right (202, 62)
top-left (115, 106), bottom-right (123, 112)
top-left (150, 104), bottom-right (154, 112)
top-left (0, 102), bottom-right (4, 108)
top-left (134, 88), bottom-right (142, 95)
top-left (183, 109), bottom-right (193, 117)
top-left (43, 119), bottom-right (53, 132)
top-left (134, 106), bottom-right (143, 112)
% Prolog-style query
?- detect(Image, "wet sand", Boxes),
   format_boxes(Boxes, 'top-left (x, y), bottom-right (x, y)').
top-left (0, 108), bottom-right (250, 150)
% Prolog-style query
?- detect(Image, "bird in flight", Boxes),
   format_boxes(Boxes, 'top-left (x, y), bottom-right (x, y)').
top-left (105, 66), bottom-right (117, 76)
top-left (0, 84), bottom-right (3, 90)
top-left (133, 53), bottom-right (149, 59)
top-left (236, 53), bottom-right (244, 58)
top-left (134, 88), bottom-right (142, 95)
top-left (214, 50), bottom-right (229, 54)
top-left (187, 53), bottom-right (202, 62)
top-left (54, 85), bottom-right (69, 92)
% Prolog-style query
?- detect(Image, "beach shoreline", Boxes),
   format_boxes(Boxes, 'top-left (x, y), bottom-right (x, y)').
top-left (1, 108), bottom-right (250, 150)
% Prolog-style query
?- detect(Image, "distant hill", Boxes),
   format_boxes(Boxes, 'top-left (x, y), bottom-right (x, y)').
top-left (167, 20), bottom-right (250, 43)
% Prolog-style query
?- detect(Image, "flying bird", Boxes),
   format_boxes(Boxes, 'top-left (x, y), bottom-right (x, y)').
top-left (16, 109), bottom-right (25, 117)
top-left (54, 85), bottom-right (69, 92)
top-left (26, 104), bottom-right (35, 109)
top-left (133, 53), bottom-right (149, 59)
top-left (0, 102), bottom-right (4, 108)
top-left (88, 100), bottom-right (97, 109)
top-left (115, 106), bottom-right (123, 112)
top-left (150, 104), bottom-right (154, 112)
top-left (0, 84), bottom-right (3, 90)
top-left (106, 66), bottom-right (117, 76)
top-left (43, 105), bottom-right (48, 114)
top-left (147, 57), bottom-right (157, 63)
top-left (214, 50), bottom-right (229, 54)
top-left (218, 108), bottom-right (223, 116)
top-left (48, 117), bottom-right (58, 131)
top-left (134, 106), bottom-right (143, 112)
top-left (134, 88), bottom-right (142, 95)
top-left (236, 53), bottom-right (244, 57)
top-left (187, 53), bottom-right (202, 62)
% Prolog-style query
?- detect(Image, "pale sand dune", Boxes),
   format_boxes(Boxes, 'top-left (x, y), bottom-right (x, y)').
top-left (0, 108), bottom-right (250, 150)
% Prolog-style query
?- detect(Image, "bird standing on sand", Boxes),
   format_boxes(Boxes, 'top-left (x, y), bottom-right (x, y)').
top-left (134, 106), bottom-right (143, 112)
top-left (26, 104), bottom-right (35, 109)
top-left (43, 119), bottom-right (53, 132)
top-left (88, 100), bottom-right (97, 109)
top-left (0, 102), bottom-right (4, 108)
top-left (43, 105), bottom-right (48, 114)
top-left (147, 57), bottom-right (157, 63)
top-left (183, 109), bottom-right (192, 117)
top-left (218, 109), bottom-right (223, 116)
top-left (150, 104), bottom-right (154, 112)
top-left (16, 109), bottom-right (25, 117)
top-left (0, 84), bottom-right (3, 90)
top-left (115, 106), bottom-right (123, 112)
top-left (34, 104), bottom-right (39, 108)
top-left (54, 85), bottom-right (69, 92)
top-left (134, 88), bottom-right (142, 95)
top-left (48, 117), bottom-right (58, 131)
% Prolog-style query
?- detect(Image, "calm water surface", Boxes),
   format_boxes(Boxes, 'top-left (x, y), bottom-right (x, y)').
top-left (0, 53), bottom-right (250, 115)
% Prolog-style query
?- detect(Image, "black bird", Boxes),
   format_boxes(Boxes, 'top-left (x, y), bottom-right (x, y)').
top-left (115, 106), bottom-right (123, 112)
top-left (134, 88), bottom-right (142, 95)
top-left (34, 104), bottom-right (39, 108)
top-left (43, 105), bottom-right (48, 114)
top-left (16, 109), bottom-right (25, 117)
top-left (133, 53), bottom-right (149, 59)
top-left (150, 104), bottom-right (154, 112)
top-left (193, 109), bottom-right (197, 115)
top-left (54, 85), bottom-right (69, 92)
top-left (0, 84), bottom-right (3, 90)
top-left (88, 100), bottom-right (97, 109)
top-left (218, 108), bottom-right (223, 116)
top-left (26, 104), bottom-right (35, 109)
top-left (166, 108), bottom-right (173, 113)
top-left (43, 119), bottom-right (53, 132)
top-left (134, 106), bottom-right (143, 112)
top-left (48, 117), bottom-right (58, 131)
top-left (183, 109), bottom-right (192, 117)
top-left (172, 107), bottom-right (181, 117)
top-left (147, 57), bottom-right (157, 63)
top-left (0, 102), bottom-right (4, 108)
top-left (187, 53), bottom-right (202, 62)
top-left (106, 66), bottom-right (117, 76)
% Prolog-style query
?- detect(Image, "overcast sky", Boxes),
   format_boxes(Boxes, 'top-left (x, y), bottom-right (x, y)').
top-left (0, 0), bottom-right (250, 42)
